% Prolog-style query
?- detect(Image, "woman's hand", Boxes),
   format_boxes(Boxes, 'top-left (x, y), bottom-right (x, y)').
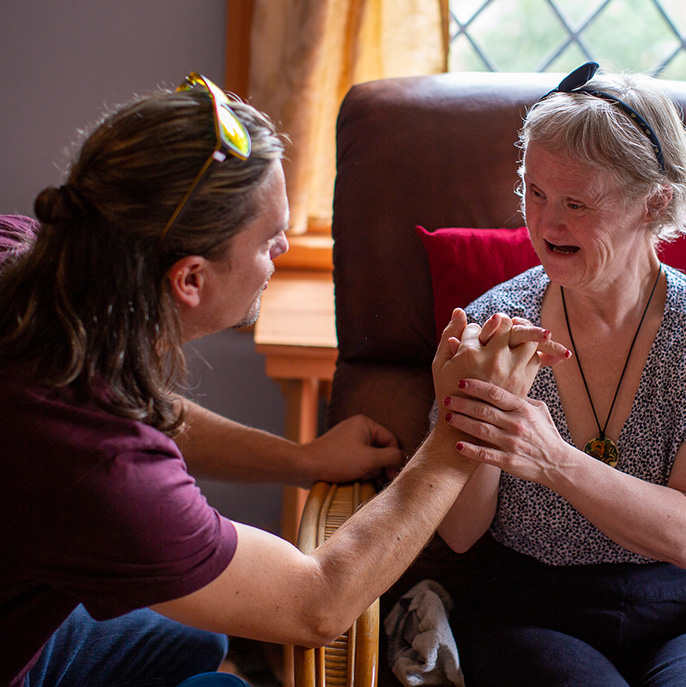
top-left (447, 314), bottom-right (571, 368)
top-left (433, 309), bottom-right (542, 404)
top-left (443, 377), bottom-right (572, 486)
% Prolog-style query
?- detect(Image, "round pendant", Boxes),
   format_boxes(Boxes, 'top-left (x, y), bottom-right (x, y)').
top-left (583, 436), bottom-right (619, 467)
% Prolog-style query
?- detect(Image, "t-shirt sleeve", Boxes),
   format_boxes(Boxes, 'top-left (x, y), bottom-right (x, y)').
top-left (20, 414), bottom-right (238, 620)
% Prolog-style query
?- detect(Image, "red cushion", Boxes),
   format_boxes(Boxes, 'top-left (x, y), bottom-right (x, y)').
top-left (659, 239), bottom-right (686, 273)
top-left (415, 225), bottom-right (540, 341)
top-left (416, 224), bottom-right (686, 343)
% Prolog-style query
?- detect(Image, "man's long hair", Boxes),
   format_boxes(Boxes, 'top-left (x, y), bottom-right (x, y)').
top-left (0, 89), bottom-right (284, 435)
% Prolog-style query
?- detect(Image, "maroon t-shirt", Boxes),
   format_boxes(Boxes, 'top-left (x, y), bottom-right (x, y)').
top-left (0, 364), bottom-right (238, 686)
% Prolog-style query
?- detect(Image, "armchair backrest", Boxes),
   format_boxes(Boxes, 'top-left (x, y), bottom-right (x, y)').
top-left (328, 71), bottom-right (686, 453)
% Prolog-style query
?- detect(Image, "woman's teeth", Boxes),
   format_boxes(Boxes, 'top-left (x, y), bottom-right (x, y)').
top-left (546, 240), bottom-right (579, 254)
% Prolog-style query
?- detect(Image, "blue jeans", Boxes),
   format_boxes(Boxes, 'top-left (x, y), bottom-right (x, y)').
top-left (450, 536), bottom-right (686, 687)
top-left (24, 605), bottom-right (228, 687)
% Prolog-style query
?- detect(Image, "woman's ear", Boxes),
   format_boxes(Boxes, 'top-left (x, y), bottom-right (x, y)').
top-left (168, 256), bottom-right (207, 308)
top-left (646, 185), bottom-right (674, 220)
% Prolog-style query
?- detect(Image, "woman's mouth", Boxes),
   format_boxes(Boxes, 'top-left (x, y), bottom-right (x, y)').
top-left (545, 239), bottom-right (579, 255)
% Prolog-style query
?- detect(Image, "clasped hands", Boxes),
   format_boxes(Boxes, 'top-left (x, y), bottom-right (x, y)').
top-left (432, 308), bottom-right (569, 403)
top-left (432, 308), bottom-right (571, 483)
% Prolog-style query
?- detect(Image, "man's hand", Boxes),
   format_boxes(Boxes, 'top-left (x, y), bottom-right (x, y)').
top-left (301, 415), bottom-right (404, 484)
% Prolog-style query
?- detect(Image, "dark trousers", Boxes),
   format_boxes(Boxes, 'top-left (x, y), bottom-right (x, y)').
top-left (451, 537), bottom-right (686, 687)
top-left (24, 604), bottom-right (228, 687)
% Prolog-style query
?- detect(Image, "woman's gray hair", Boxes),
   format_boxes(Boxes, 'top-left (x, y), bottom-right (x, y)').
top-left (518, 70), bottom-right (686, 244)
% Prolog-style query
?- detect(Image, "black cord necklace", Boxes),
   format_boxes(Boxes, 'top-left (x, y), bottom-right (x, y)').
top-left (560, 264), bottom-right (662, 467)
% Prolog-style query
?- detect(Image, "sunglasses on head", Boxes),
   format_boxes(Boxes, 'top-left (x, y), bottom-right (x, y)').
top-left (159, 72), bottom-right (252, 240)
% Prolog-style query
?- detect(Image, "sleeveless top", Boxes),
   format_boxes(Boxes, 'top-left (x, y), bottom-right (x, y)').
top-left (463, 264), bottom-right (686, 565)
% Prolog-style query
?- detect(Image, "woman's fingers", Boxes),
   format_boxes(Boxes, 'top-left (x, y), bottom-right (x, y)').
top-left (446, 314), bottom-right (571, 366)
top-left (478, 313), bottom-right (504, 344)
top-left (453, 440), bottom-right (505, 468)
top-left (509, 324), bottom-right (549, 346)
top-left (445, 378), bottom-right (523, 412)
top-left (510, 324), bottom-right (571, 367)
top-left (537, 341), bottom-right (573, 367)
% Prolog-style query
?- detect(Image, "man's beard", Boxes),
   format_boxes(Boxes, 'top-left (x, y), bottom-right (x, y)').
top-left (232, 297), bottom-right (261, 330)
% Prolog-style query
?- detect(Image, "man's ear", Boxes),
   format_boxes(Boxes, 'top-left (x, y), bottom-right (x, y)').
top-left (168, 256), bottom-right (207, 308)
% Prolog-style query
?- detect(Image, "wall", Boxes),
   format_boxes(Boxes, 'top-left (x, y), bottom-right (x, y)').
top-left (1, 0), bottom-right (285, 533)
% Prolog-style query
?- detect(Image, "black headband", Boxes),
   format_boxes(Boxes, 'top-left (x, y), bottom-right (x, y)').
top-left (538, 61), bottom-right (665, 174)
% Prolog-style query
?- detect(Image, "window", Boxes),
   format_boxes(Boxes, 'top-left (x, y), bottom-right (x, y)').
top-left (449, 0), bottom-right (686, 78)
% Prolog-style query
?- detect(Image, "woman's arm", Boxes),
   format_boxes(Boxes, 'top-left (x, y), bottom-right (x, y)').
top-left (436, 314), bottom-right (571, 553)
top-left (446, 379), bottom-right (686, 567)
top-left (437, 462), bottom-right (501, 552)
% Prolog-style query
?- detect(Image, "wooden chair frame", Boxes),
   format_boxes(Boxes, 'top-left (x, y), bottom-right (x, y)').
top-left (294, 482), bottom-right (379, 687)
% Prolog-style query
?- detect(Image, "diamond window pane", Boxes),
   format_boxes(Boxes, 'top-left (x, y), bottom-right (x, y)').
top-left (660, 50), bottom-right (686, 80)
top-left (583, 0), bottom-right (680, 73)
top-left (553, 0), bottom-right (607, 27)
top-left (451, 0), bottom-right (569, 72)
top-left (448, 0), bottom-right (686, 79)
top-left (545, 44), bottom-right (592, 73)
top-left (448, 35), bottom-right (493, 71)
top-left (659, 0), bottom-right (686, 34)
top-left (451, 0), bottom-right (493, 24)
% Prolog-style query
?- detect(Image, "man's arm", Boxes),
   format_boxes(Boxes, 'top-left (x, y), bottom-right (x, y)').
top-left (152, 311), bottom-right (544, 647)
top-left (152, 422), bottom-right (473, 647)
top-left (176, 400), bottom-right (404, 487)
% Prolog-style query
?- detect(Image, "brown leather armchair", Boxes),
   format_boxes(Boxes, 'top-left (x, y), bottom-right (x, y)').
top-left (294, 70), bottom-right (686, 687)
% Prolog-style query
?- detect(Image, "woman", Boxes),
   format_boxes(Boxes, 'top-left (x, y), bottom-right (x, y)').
top-left (438, 63), bottom-right (686, 686)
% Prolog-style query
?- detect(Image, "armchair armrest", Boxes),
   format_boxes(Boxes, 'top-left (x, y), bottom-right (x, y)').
top-left (294, 481), bottom-right (380, 687)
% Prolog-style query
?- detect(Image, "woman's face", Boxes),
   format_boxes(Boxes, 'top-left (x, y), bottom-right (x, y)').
top-left (523, 141), bottom-right (653, 292)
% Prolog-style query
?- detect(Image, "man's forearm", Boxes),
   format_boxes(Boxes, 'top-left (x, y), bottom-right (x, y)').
top-left (176, 398), bottom-right (309, 485)
top-left (309, 424), bottom-right (477, 634)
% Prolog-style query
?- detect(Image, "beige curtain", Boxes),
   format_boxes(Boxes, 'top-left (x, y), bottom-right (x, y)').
top-left (248, 0), bottom-right (449, 235)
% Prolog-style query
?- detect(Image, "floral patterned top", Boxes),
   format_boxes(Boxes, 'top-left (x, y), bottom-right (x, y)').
top-left (461, 264), bottom-right (686, 565)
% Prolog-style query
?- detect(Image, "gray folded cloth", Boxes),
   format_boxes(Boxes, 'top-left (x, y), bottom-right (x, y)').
top-left (384, 579), bottom-right (465, 686)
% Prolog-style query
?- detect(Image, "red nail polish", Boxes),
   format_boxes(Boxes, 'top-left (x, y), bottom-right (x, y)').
top-left (458, 380), bottom-right (467, 389)
top-left (456, 442), bottom-right (464, 451)
top-left (444, 396), bottom-right (451, 406)
top-left (445, 413), bottom-right (452, 422)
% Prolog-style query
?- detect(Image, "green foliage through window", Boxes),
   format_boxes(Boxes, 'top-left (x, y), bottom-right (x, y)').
top-left (449, 0), bottom-right (686, 79)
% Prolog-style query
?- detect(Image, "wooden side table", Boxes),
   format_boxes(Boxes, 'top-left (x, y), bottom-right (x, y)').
top-left (254, 270), bottom-right (338, 544)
